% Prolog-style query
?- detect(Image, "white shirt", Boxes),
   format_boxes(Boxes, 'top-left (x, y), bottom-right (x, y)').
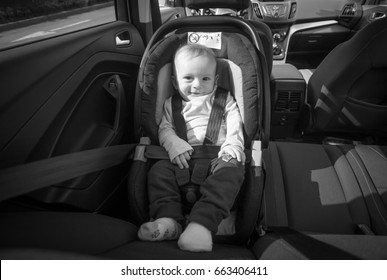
top-left (159, 89), bottom-right (244, 161)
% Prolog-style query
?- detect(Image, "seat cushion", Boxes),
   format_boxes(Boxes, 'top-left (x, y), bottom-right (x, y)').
top-left (100, 240), bottom-right (255, 260)
top-left (0, 212), bottom-right (138, 256)
top-left (263, 142), bottom-right (370, 234)
top-left (253, 233), bottom-right (387, 260)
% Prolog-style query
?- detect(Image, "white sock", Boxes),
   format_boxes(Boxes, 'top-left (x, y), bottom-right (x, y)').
top-left (138, 218), bottom-right (182, 241)
top-left (178, 222), bottom-right (213, 252)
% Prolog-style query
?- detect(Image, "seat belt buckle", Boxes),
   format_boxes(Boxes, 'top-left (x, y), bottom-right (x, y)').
top-left (133, 137), bottom-right (151, 162)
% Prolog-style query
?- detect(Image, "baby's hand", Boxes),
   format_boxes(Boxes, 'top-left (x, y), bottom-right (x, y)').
top-left (172, 150), bottom-right (193, 169)
top-left (221, 146), bottom-right (246, 165)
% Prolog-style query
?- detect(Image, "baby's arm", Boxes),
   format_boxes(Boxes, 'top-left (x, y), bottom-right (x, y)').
top-left (171, 151), bottom-right (192, 169)
top-left (159, 98), bottom-right (193, 169)
top-left (219, 94), bottom-right (245, 164)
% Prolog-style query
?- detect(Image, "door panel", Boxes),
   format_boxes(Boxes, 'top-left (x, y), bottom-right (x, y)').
top-left (0, 21), bottom-right (145, 211)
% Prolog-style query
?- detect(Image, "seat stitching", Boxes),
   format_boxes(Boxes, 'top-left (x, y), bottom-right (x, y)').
top-left (348, 150), bottom-right (387, 226)
top-left (367, 146), bottom-right (387, 161)
top-left (277, 239), bottom-right (307, 259)
top-left (323, 145), bottom-right (356, 223)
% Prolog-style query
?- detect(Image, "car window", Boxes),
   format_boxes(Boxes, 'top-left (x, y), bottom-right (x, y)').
top-left (0, 0), bottom-right (115, 50)
top-left (159, 0), bottom-right (175, 7)
top-left (158, 0), bottom-right (189, 24)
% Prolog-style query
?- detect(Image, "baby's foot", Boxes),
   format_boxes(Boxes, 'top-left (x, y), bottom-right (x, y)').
top-left (138, 218), bottom-right (182, 241)
top-left (178, 222), bottom-right (212, 252)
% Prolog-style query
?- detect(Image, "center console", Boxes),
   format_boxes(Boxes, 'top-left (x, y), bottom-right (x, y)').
top-left (270, 63), bottom-right (306, 139)
top-left (250, 0), bottom-right (297, 60)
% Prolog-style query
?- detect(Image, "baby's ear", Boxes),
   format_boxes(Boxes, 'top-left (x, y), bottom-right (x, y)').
top-left (215, 74), bottom-right (219, 86)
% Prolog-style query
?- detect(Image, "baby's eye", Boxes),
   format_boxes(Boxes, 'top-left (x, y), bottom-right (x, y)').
top-left (183, 76), bottom-right (193, 81)
top-left (203, 77), bottom-right (211, 81)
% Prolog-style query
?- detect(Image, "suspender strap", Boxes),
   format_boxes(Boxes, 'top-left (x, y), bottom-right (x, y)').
top-left (172, 93), bottom-right (188, 142)
top-left (204, 87), bottom-right (228, 145)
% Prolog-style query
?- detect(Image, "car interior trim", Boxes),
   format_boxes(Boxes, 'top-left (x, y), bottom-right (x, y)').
top-left (273, 20), bottom-right (338, 65)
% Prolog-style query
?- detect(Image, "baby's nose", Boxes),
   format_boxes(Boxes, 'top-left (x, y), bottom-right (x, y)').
top-left (192, 79), bottom-right (202, 88)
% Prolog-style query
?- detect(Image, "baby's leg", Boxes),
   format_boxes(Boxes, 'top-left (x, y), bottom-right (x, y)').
top-left (138, 217), bottom-right (182, 241)
top-left (147, 160), bottom-right (184, 223)
top-left (179, 161), bottom-right (244, 252)
top-left (178, 222), bottom-right (212, 252)
top-left (138, 160), bottom-right (185, 241)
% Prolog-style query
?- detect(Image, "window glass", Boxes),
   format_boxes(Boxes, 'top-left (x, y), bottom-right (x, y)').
top-left (159, 0), bottom-right (189, 24)
top-left (159, 0), bottom-right (175, 7)
top-left (0, 0), bottom-right (115, 49)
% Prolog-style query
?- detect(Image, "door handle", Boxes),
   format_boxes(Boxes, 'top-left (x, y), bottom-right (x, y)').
top-left (103, 75), bottom-right (127, 134)
top-left (115, 30), bottom-right (131, 46)
top-left (370, 11), bottom-right (386, 21)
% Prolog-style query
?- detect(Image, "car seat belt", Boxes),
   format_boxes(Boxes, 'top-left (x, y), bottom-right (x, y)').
top-left (0, 144), bottom-right (136, 202)
top-left (268, 227), bottom-right (360, 260)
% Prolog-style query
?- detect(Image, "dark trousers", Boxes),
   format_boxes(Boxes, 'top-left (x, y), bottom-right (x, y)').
top-left (147, 158), bottom-right (245, 233)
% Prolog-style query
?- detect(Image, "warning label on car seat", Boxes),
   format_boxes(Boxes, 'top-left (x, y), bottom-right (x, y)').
top-left (188, 32), bottom-right (222, 49)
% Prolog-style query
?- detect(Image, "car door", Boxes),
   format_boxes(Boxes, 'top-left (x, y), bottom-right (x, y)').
top-left (0, 0), bottom-right (146, 217)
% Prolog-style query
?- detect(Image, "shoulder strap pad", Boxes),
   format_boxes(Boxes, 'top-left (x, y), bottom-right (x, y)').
top-left (204, 87), bottom-right (228, 145)
top-left (172, 93), bottom-right (188, 142)
top-left (172, 87), bottom-right (228, 145)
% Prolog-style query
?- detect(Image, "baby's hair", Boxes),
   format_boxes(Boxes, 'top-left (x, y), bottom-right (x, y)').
top-left (174, 43), bottom-right (216, 64)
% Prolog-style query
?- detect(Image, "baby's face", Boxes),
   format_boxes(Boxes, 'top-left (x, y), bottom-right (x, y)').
top-left (173, 54), bottom-right (217, 100)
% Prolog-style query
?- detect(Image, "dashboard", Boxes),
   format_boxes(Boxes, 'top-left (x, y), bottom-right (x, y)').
top-left (162, 0), bottom-right (387, 68)
top-left (248, 0), bottom-right (364, 67)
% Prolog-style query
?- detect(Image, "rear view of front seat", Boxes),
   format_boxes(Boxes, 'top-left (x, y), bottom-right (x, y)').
top-left (252, 17), bottom-right (387, 260)
top-left (305, 16), bottom-right (387, 138)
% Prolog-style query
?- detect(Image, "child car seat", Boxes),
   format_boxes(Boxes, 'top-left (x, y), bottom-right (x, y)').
top-left (127, 1), bottom-right (271, 246)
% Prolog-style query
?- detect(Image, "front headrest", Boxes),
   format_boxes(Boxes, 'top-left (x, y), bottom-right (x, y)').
top-left (185, 0), bottom-right (250, 10)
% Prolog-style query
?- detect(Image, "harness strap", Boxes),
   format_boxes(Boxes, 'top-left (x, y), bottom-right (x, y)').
top-left (172, 87), bottom-right (229, 145)
top-left (191, 159), bottom-right (211, 185)
top-left (175, 167), bottom-right (190, 187)
top-left (203, 87), bottom-right (228, 145)
top-left (171, 87), bottom-right (230, 206)
top-left (174, 160), bottom-right (211, 208)
top-left (145, 144), bottom-right (252, 163)
top-left (172, 93), bottom-right (188, 142)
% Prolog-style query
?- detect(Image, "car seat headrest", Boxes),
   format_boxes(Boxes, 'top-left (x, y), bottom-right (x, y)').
top-left (185, 0), bottom-right (250, 10)
top-left (138, 32), bottom-right (261, 147)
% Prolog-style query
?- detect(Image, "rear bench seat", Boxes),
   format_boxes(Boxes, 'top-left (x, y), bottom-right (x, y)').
top-left (253, 141), bottom-right (387, 259)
